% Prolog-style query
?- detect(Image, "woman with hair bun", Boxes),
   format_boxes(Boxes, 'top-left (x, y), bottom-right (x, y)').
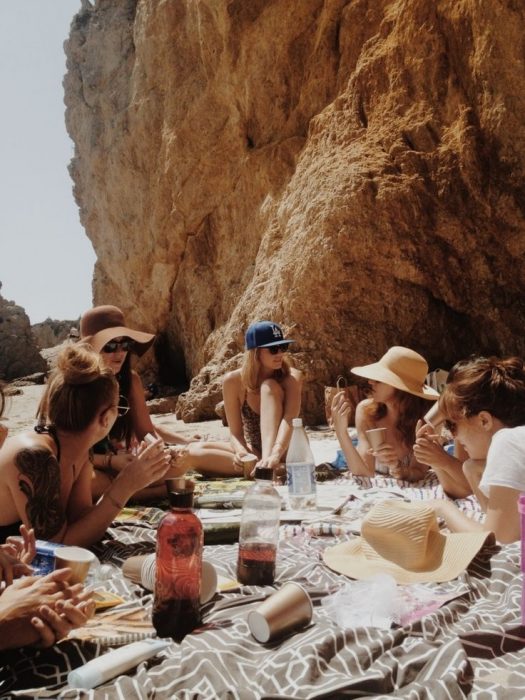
top-left (0, 343), bottom-right (170, 547)
top-left (428, 355), bottom-right (525, 543)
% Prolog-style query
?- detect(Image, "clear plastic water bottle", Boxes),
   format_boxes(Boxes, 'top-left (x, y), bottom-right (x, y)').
top-left (286, 418), bottom-right (317, 510)
top-left (237, 467), bottom-right (281, 585)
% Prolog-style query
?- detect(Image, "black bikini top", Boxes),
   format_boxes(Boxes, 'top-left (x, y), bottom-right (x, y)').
top-left (34, 423), bottom-right (61, 462)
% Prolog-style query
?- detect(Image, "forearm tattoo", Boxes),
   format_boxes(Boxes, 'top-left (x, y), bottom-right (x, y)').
top-left (15, 448), bottom-right (65, 540)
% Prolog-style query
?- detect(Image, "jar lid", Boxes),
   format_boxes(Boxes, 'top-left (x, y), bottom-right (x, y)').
top-left (254, 467), bottom-right (273, 481)
top-left (168, 490), bottom-right (194, 509)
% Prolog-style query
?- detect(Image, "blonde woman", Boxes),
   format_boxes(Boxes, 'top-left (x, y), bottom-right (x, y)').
top-left (185, 321), bottom-right (302, 477)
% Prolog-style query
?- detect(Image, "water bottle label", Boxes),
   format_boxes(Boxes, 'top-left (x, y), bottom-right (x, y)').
top-left (287, 462), bottom-right (316, 496)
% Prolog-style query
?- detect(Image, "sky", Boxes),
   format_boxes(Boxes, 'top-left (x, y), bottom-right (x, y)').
top-left (0, 1), bottom-right (96, 324)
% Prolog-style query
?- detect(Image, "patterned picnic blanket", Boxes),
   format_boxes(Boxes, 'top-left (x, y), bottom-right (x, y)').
top-left (1, 474), bottom-right (524, 699)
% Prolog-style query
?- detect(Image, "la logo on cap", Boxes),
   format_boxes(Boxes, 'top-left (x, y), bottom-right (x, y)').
top-left (271, 325), bottom-right (282, 338)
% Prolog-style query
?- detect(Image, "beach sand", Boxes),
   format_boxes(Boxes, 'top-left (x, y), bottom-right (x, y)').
top-left (2, 385), bottom-right (338, 463)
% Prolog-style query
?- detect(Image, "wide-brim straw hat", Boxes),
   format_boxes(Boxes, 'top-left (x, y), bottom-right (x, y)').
top-left (80, 305), bottom-right (154, 357)
top-left (351, 346), bottom-right (439, 400)
top-left (323, 500), bottom-right (491, 584)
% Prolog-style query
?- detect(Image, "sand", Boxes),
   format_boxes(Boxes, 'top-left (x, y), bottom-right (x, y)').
top-left (2, 384), bottom-right (338, 462)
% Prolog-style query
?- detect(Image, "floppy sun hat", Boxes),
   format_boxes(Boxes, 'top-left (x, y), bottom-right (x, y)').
top-left (245, 321), bottom-right (295, 350)
top-left (80, 305), bottom-right (155, 357)
top-left (323, 500), bottom-right (491, 584)
top-left (351, 346), bottom-right (439, 400)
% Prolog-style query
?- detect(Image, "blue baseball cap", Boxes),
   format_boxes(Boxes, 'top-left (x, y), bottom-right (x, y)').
top-left (245, 321), bottom-right (295, 350)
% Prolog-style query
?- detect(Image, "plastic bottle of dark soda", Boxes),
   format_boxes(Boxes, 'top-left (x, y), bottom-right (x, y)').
top-left (237, 467), bottom-right (281, 585)
top-left (153, 479), bottom-right (203, 641)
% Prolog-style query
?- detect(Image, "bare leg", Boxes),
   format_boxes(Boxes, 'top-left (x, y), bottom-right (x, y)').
top-left (183, 440), bottom-right (240, 477)
top-left (259, 379), bottom-right (284, 460)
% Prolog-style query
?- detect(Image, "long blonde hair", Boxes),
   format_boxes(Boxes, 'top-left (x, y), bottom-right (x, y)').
top-left (240, 348), bottom-right (292, 392)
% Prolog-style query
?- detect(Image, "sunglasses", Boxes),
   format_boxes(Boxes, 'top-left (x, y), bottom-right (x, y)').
top-left (116, 395), bottom-right (130, 417)
top-left (102, 339), bottom-right (135, 354)
top-left (267, 344), bottom-right (290, 355)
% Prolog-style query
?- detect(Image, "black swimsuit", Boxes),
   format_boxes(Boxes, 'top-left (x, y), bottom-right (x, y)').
top-left (0, 425), bottom-right (61, 544)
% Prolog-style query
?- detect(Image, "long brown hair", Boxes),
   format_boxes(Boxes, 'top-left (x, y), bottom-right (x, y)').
top-left (240, 348), bottom-right (292, 392)
top-left (440, 356), bottom-right (525, 427)
top-left (37, 343), bottom-right (117, 432)
top-left (364, 388), bottom-right (430, 447)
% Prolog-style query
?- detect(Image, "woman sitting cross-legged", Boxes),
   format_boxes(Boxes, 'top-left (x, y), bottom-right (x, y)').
top-left (0, 343), bottom-right (170, 548)
top-left (183, 321), bottom-right (302, 478)
top-left (427, 355), bottom-right (525, 543)
top-left (331, 346), bottom-right (439, 482)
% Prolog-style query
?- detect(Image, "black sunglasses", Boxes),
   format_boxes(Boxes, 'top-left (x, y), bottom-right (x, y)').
top-left (267, 344), bottom-right (290, 355)
top-left (102, 339), bottom-right (135, 353)
top-left (116, 395), bottom-right (130, 417)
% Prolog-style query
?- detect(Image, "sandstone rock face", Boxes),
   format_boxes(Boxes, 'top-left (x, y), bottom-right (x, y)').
top-left (64, 0), bottom-right (525, 423)
top-left (32, 319), bottom-right (79, 349)
top-left (0, 285), bottom-right (47, 380)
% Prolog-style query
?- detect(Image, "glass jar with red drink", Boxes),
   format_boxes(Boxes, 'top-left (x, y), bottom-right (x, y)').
top-left (237, 467), bottom-right (281, 586)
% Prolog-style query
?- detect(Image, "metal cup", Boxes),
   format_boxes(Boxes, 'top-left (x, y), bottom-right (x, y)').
top-left (365, 427), bottom-right (387, 450)
top-left (248, 581), bottom-right (313, 643)
top-left (54, 546), bottom-right (96, 584)
top-left (240, 454), bottom-right (258, 479)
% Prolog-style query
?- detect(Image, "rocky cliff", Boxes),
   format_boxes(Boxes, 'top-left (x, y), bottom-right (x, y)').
top-left (0, 284), bottom-right (47, 380)
top-left (64, 0), bottom-right (525, 422)
top-left (32, 318), bottom-right (79, 349)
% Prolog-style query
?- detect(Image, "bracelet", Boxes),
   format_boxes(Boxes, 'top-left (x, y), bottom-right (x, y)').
top-left (105, 491), bottom-right (124, 510)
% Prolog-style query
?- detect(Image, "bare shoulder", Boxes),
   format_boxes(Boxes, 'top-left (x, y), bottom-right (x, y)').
top-left (222, 369), bottom-right (242, 388)
top-left (0, 433), bottom-right (54, 466)
top-left (285, 367), bottom-right (303, 385)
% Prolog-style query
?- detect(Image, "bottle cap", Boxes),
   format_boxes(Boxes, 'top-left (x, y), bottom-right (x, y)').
top-left (292, 418), bottom-right (303, 427)
top-left (254, 467), bottom-right (273, 481)
top-left (165, 477), bottom-right (195, 507)
top-left (168, 490), bottom-right (194, 508)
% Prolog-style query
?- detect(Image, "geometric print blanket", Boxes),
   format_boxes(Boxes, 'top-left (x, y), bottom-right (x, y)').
top-left (1, 474), bottom-right (524, 699)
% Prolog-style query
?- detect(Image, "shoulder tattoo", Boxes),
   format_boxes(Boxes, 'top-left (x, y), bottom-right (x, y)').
top-left (15, 448), bottom-right (65, 540)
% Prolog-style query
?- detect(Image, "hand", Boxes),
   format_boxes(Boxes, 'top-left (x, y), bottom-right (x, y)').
top-left (331, 392), bottom-right (352, 434)
top-left (110, 452), bottom-right (136, 472)
top-left (369, 442), bottom-right (398, 469)
top-left (0, 525), bottom-right (36, 584)
top-left (0, 568), bottom-right (88, 650)
top-left (118, 437), bottom-right (171, 494)
top-left (31, 597), bottom-right (95, 648)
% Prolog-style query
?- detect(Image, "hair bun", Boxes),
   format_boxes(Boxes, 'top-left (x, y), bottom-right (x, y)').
top-left (56, 343), bottom-right (105, 385)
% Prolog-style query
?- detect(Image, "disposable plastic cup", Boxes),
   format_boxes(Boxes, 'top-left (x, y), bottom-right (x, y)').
top-left (423, 403), bottom-right (445, 431)
top-left (122, 554), bottom-right (218, 603)
top-left (240, 454), bottom-right (258, 479)
top-left (248, 581), bottom-right (313, 643)
top-left (365, 428), bottom-right (387, 450)
top-left (54, 546), bottom-right (96, 584)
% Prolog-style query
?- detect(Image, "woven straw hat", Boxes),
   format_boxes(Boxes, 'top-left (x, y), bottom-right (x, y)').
top-left (323, 500), bottom-right (491, 584)
top-left (80, 305), bottom-right (154, 357)
top-left (351, 346), bottom-right (439, 400)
